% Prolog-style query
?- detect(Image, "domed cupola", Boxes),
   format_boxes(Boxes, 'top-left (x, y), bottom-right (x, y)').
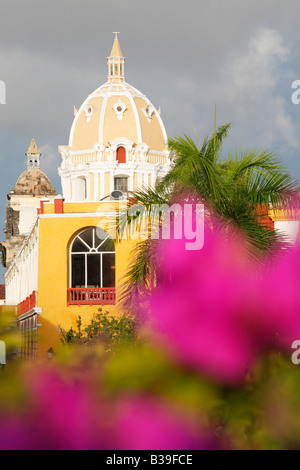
top-left (58, 33), bottom-right (171, 202)
top-left (15, 139), bottom-right (56, 196)
top-left (3, 139), bottom-right (57, 268)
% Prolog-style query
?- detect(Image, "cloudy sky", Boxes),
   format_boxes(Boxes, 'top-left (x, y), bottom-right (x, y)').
top-left (1, 0), bottom-right (300, 280)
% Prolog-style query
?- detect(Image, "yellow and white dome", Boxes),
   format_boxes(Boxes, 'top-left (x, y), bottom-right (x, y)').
top-left (58, 34), bottom-right (170, 202)
top-left (69, 80), bottom-right (167, 152)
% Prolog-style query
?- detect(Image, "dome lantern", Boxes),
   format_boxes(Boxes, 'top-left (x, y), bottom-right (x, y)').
top-left (26, 138), bottom-right (41, 170)
top-left (107, 32), bottom-right (125, 81)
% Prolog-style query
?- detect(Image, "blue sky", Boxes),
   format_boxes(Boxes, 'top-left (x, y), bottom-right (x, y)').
top-left (1, 0), bottom-right (300, 280)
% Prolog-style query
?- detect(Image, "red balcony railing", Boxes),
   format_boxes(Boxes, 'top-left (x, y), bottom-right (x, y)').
top-left (67, 288), bottom-right (116, 306)
top-left (18, 291), bottom-right (37, 316)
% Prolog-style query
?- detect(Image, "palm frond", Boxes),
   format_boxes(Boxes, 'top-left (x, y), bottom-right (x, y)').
top-left (119, 239), bottom-right (159, 312)
top-left (117, 186), bottom-right (170, 241)
top-left (225, 148), bottom-right (285, 181)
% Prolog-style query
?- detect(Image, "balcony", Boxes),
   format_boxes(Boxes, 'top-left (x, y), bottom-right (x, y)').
top-left (67, 288), bottom-right (116, 306)
top-left (18, 291), bottom-right (37, 316)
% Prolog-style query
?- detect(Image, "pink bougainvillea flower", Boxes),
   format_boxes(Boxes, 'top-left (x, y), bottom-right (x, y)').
top-left (113, 395), bottom-right (218, 450)
top-left (259, 244), bottom-right (300, 348)
top-left (0, 418), bottom-right (35, 450)
top-left (26, 367), bottom-right (110, 450)
top-left (0, 369), bottom-right (217, 450)
top-left (0, 366), bottom-right (111, 450)
top-left (147, 215), bottom-right (300, 384)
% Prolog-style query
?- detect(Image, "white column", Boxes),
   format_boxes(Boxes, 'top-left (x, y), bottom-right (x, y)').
top-left (144, 173), bottom-right (149, 190)
top-left (152, 171), bottom-right (156, 188)
top-left (94, 172), bottom-right (99, 201)
top-left (138, 171), bottom-right (143, 190)
top-left (86, 174), bottom-right (90, 201)
top-left (100, 172), bottom-right (105, 199)
top-left (110, 171), bottom-right (114, 194)
top-left (71, 177), bottom-right (75, 201)
top-left (129, 170), bottom-right (134, 192)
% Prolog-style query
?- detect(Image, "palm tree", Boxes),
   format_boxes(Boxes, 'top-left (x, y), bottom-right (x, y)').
top-left (118, 123), bottom-right (299, 310)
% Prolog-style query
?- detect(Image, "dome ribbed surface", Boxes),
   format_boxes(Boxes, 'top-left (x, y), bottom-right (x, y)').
top-left (14, 168), bottom-right (55, 195)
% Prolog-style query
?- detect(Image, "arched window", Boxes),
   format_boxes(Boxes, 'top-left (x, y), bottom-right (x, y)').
top-left (116, 146), bottom-right (126, 163)
top-left (70, 228), bottom-right (115, 289)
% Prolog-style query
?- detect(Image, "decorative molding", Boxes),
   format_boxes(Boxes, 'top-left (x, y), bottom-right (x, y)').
top-left (113, 98), bottom-right (127, 120)
top-left (142, 104), bottom-right (155, 123)
top-left (83, 102), bottom-right (94, 122)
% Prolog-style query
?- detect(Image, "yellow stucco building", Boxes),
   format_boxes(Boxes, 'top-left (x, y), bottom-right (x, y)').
top-left (4, 34), bottom-right (171, 359)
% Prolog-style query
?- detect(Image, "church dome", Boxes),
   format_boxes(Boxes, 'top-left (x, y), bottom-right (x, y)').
top-left (68, 35), bottom-right (168, 153)
top-left (14, 168), bottom-right (54, 196)
top-left (14, 139), bottom-right (55, 196)
top-left (58, 35), bottom-right (170, 202)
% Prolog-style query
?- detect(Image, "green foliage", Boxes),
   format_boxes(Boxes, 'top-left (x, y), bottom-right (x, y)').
top-left (59, 308), bottom-right (138, 351)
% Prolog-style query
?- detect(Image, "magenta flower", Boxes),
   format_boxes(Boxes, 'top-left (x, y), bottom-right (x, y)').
top-left (147, 220), bottom-right (300, 384)
top-left (113, 395), bottom-right (217, 450)
top-left (0, 366), bottom-right (111, 450)
top-left (259, 245), bottom-right (300, 348)
top-left (0, 418), bottom-right (35, 450)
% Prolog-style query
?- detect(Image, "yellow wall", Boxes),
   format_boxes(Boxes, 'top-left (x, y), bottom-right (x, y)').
top-left (36, 203), bottom-right (135, 358)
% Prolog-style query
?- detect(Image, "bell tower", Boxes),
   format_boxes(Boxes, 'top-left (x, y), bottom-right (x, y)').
top-left (26, 138), bottom-right (41, 169)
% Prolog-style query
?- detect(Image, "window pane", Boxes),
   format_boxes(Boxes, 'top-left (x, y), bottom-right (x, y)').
top-left (114, 177), bottom-right (128, 192)
top-left (72, 254), bottom-right (85, 287)
top-left (95, 227), bottom-right (108, 248)
top-left (87, 253), bottom-right (100, 287)
top-left (72, 237), bottom-right (89, 252)
top-left (79, 229), bottom-right (93, 249)
top-left (102, 254), bottom-right (115, 287)
top-left (97, 237), bottom-right (115, 252)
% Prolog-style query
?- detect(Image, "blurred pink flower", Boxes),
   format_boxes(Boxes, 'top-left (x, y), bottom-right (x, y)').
top-left (0, 418), bottom-right (35, 450)
top-left (0, 366), bottom-right (111, 450)
top-left (147, 219), bottom-right (300, 384)
top-left (259, 245), bottom-right (300, 348)
top-left (114, 395), bottom-right (217, 450)
top-left (28, 368), bottom-right (108, 449)
top-left (0, 370), bottom-right (217, 450)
